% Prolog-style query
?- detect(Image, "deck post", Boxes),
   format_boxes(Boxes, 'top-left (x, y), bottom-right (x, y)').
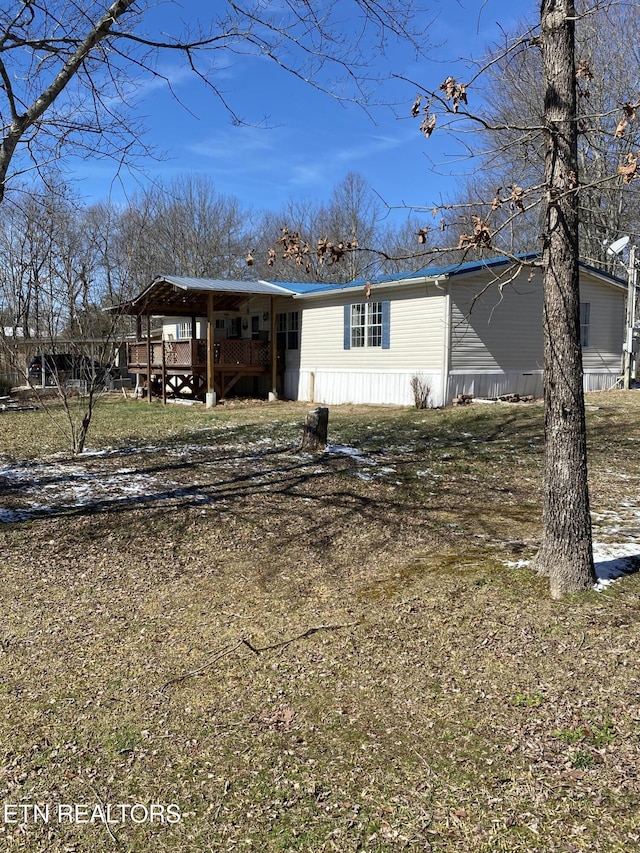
top-left (269, 296), bottom-right (278, 401)
top-left (146, 314), bottom-right (152, 404)
top-left (206, 293), bottom-right (216, 407)
top-left (161, 339), bottom-right (167, 405)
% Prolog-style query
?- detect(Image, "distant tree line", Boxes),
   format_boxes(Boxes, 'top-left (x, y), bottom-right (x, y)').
top-left (0, 170), bottom-right (450, 339)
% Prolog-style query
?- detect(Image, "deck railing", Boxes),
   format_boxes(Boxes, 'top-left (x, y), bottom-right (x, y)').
top-left (127, 338), bottom-right (271, 370)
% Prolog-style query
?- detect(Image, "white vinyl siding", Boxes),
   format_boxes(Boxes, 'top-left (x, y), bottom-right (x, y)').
top-left (449, 271), bottom-right (544, 372)
top-left (448, 269), bottom-right (624, 387)
top-left (299, 285), bottom-right (445, 371)
top-left (579, 279), bottom-right (625, 371)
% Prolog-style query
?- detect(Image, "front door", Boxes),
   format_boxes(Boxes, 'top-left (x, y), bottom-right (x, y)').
top-left (251, 314), bottom-right (261, 340)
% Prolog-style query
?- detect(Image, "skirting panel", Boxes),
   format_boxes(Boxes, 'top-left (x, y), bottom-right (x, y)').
top-left (284, 368), bottom-right (621, 407)
top-left (447, 372), bottom-right (544, 401)
top-left (288, 370), bottom-right (444, 408)
top-left (447, 370), bottom-right (620, 401)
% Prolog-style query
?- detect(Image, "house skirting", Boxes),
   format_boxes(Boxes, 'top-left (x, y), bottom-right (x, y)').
top-left (447, 371), bottom-right (545, 401)
top-left (290, 369), bottom-right (444, 407)
top-left (285, 367), bottom-right (622, 408)
top-left (447, 369), bottom-right (620, 401)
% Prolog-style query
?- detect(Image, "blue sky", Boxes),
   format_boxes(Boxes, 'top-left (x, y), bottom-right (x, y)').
top-left (73, 0), bottom-right (534, 219)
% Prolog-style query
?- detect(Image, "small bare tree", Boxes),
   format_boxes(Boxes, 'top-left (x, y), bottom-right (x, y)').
top-left (0, 184), bottom-right (126, 454)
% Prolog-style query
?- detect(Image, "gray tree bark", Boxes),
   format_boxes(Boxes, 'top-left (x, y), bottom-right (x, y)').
top-left (535, 0), bottom-right (595, 596)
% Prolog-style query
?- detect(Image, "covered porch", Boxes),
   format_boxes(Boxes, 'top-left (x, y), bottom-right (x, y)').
top-left (115, 275), bottom-right (296, 404)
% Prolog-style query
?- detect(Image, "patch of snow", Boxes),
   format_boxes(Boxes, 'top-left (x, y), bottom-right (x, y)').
top-left (326, 444), bottom-right (364, 458)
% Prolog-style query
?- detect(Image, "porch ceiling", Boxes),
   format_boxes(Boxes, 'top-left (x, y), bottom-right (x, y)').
top-left (113, 275), bottom-right (297, 317)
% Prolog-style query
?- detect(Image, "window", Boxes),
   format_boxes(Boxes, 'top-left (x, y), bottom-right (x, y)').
top-left (276, 311), bottom-right (299, 350)
top-left (344, 301), bottom-right (390, 349)
top-left (580, 302), bottom-right (590, 347)
top-left (177, 321), bottom-right (192, 340)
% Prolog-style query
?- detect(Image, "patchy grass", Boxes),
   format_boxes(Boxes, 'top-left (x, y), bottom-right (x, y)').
top-left (0, 392), bottom-right (639, 851)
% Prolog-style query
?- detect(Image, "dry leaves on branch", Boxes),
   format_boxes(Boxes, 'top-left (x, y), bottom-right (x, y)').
top-left (576, 59), bottom-right (593, 81)
top-left (615, 102), bottom-right (640, 139)
top-left (420, 113), bottom-right (436, 138)
top-left (263, 227), bottom-right (358, 270)
top-left (317, 235), bottom-right (358, 265)
top-left (458, 215), bottom-right (492, 250)
top-left (265, 227), bottom-right (312, 272)
top-left (491, 186), bottom-right (525, 212)
top-left (411, 94), bottom-right (437, 137)
top-left (618, 153), bottom-right (639, 184)
top-left (509, 186), bottom-right (525, 211)
top-left (615, 117), bottom-right (628, 139)
top-left (440, 76), bottom-right (468, 113)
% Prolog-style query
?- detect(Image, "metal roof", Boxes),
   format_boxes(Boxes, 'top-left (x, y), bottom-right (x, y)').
top-left (112, 275), bottom-right (298, 316)
top-left (112, 256), bottom-right (627, 316)
top-left (272, 254), bottom-right (626, 297)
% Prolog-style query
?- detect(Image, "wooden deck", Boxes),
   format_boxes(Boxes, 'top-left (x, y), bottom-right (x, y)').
top-left (127, 338), bottom-right (275, 400)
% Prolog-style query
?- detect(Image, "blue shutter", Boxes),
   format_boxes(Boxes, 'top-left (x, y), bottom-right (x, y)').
top-left (344, 304), bottom-right (351, 349)
top-left (381, 300), bottom-right (390, 349)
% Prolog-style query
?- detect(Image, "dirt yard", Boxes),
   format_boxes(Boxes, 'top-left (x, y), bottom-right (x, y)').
top-left (0, 395), bottom-right (638, 851)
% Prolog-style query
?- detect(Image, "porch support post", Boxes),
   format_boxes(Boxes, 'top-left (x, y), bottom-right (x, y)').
top-left (206, 293), bottom-right (216, 407)
top-left (161, 338), bottom-right (167, 405)
top-left (269, 296), bottom-right (278, 401)
top-left (146, 314), bottom-right (152, 404)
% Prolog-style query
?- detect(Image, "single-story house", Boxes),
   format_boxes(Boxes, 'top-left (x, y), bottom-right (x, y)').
top-left (117, 255), bottom-right (627, 407)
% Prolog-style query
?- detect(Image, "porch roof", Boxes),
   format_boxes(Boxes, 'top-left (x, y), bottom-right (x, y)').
top-left (113, 275), bottom-right (298, 317)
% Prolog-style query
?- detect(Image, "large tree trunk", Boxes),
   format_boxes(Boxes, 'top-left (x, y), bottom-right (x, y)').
top-left (535, 0), bottom-right (596, 596)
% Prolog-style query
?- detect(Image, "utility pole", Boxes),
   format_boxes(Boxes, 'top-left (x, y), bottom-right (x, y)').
top-left (623, 245), bottom-right (637, 390)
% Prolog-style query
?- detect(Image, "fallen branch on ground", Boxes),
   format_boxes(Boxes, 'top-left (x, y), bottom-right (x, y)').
top-left (241, 621), bottom-right (360, 655)
top-left (160, 623), bottom-right (359, 690)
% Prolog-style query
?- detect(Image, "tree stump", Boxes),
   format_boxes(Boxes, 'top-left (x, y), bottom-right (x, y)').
top-left (300, 406), bottom-right (329, 452)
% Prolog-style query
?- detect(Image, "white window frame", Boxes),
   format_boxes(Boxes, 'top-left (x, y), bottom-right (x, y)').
top-left (351, 301), bottom-right (382, 348)
top-left (276, 311), bottom-right (300, 350)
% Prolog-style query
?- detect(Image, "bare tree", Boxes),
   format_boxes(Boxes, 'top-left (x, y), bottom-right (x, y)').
top-left (445, 3), bottom-right (640, 268)
top-left (392, 1), bottom-right (636, 595)
top-left (534, 0), bottom-right (595, 596)
top-left (0, 1), bottom-right (428, 202)
top-left (115, 175), bottom-right (249, 287)
top-left (0, 184), bottom-right (126, 454)
top-left (255, 171), bottom-right (449, 280)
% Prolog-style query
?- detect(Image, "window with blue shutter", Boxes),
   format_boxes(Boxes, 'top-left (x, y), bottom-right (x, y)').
top-left (381, 300), bottom-right (390, 349)
top-left (344, 300), bottom-right (390, 349)
top-left (343, 304), bottom-right (351, 349)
